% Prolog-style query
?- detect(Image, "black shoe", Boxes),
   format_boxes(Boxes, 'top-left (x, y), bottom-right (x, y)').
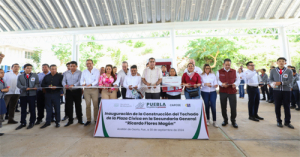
top-left (232, 123), bottom-right (238, 128)
top-left (62, 116), bottom-right (69, 121)
top-left (249, 117), bottom-right (259, 122)
top-left (290, 106), bottom-right (296, 109)
top-left (15, 109), bottom-right (20, 112)
top-left (295, 108), bottom-right (300, 111)
top-left (261, 98), bottom-right (266, 100)
top-left (35, 120), bottom-right (42, 125)
top-left (40, 123), bottom-right (50, 129)
top-left (64, 121), bottom-right (73, 127)
top-left (222, 121), bottom-right (228, 126)
top-left (4, 115), bottom-right (8, 120)
top-left (0, 133), bottom-right (4, 136)
top-left (55, 123), bottom-right (60, 128)
top-left (284, 123), bottom-right (294, 129)
top-left (255, 115), bottom-right (264, 120)
top-left (78, 121), bottom-right (84, 125)
top-left (27, 123), bottom-right (34, 129)
top-left (277, 122), bottom-right (283, 128)
top-left (269, 100), bottom-right (274, 103)
top-left (51, 118), bottom-right (56, 122)
top-left (16, 124), bottom-right (26, 130)
top-left (84, 121), bottom-right (91, 126)
top-left (7, 120), bottom-right (18, 124)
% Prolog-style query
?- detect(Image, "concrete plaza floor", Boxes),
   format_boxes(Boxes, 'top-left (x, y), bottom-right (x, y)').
top-left (0, 94), bottom-right (299, 157)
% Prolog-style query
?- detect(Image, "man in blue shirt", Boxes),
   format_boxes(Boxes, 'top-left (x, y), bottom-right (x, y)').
top-left (35, 64), bottom-right (50, 125)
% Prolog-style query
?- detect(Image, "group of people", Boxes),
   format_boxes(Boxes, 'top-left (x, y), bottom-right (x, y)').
top-left (0, 54), bottom-right (298, 137)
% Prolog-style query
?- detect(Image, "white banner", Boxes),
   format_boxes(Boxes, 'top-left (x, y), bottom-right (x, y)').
top-left (94, 99), bottom-right (209, 139)
top-left (162, 76), bottom-right (182, 86)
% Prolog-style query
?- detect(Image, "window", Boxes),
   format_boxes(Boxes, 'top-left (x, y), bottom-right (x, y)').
top-left (25, 51), bottom-right (33, 59)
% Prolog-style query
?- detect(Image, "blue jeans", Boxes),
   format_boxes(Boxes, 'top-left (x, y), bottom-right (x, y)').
top-left (201, 91), bottom-right (217, 121)
top-left (184, 87), bottom-right (200, 99)
top-left (239, 80), bottom-right (245, 98)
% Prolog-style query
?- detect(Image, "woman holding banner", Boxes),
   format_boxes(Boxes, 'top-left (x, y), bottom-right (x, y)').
top-left (99, 64), bottom-right (118, 99)
top-left (200, 64), bottom-right (219, 127)
top-left (166, 68), bottom-right (182, 99)
top-left (182, 63), bottom-right (201, 99)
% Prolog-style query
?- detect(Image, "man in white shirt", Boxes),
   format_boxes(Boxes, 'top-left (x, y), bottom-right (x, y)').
top-left (123, 65), bottom-right (141, 99)
top-left (142, 57), bottom-right (163, 99)
top-left (184, 59), bottom-right (203, 74)
top-left (3, 63), bottom-right (21, 124)
top-left (216, 59), bottom-right (240, 128)
top-left (80, 59), bottom-right (99, 126)
top-left (113, 61), bottom-right (131, 99)
top-left (244, 61), bottom-right (264, 122)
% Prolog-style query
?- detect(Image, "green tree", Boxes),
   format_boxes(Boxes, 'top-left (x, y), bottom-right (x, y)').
top-left (31, 48), bottom-right (42, 71)
top-left (79, 40), bottom-right (105, 70)
top-left (51, 43), bottom-right (72, 66)
top-left (134, 41), bottom-right (146, 48)
top-left (185, 37), bottom-right (241, 71)
top-left (107, 47), bottom-right (127, 67)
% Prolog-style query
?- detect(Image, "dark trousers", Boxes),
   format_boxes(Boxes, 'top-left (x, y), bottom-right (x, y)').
top-left (145, 93), bottom-right (161, 99)
top-left (121, 87), bottom-right (127, 99)
top-left (219, 92), bottom-right (237, 123)
top-left (167, 94), bottom-right (181, 99)
top-left (261, 85), bottom-right (270, 100)
top-left (274, 90), bottom-right (291, 124)
top-left (20, 96), bottom-right (36, 125)
top-left (201, 91), bottom-right (217, 121)
top-left (4, 94), bottom-right (20, 121)
top-left (247, 87), bottom-right (260, 117)
top-left (45, 93), bottom-right (61, 124)
top-left (269, 87), bottom-right (274, 101)
top-left (291, 90), bottom-right (299, 108)
top-left (66, 89), bottom-right (82, 122)
top-left (291, 91), bottom-right (295, 107)
top-left (36, 91), bottom-right (46, 121)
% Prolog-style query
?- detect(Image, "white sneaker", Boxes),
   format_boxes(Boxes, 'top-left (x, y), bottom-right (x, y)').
top-left (207, 120), bottom-right (210, 126)
top-left (213, 121), bottom-right (219, 128)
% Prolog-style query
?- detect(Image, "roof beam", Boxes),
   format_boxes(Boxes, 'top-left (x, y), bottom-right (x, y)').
top-left (294, 4), bottom-right (300, 19)
top-left (130, 0), bottom-right (138, 24)
top-left (218, 0), bottom-right (227, 21)
top-left (43, 0), bottom-right (64, 28)
top-left (101, 0), bottom-right (112, 25)
top-left (0, 7), bottom-right (19, 31)
top-left (0, 0), bottom-right (25, 30)
top-left (199, 0), bottom-right (207, 21)
top-left (141, 0), bottom-right (147, 24)
top-left (161, 0), bottom-right (165, 23)
top-left (228, 0), bottom-right (238, 20)
top-left (6, 0), bottom-right (33, 29)
top-left (236, 0), bottom-right (246, 20)
top-left (25, 0), bottom-right (48, 29)
top-left (170, 0), bottom-right (175, 22)
top-left (274, 0), bottom-right (292, 19)
top-left (264, 0), bottom-right (281, 19)
top-left (15, 0), bottom-right (40, 29)
top-left (255, 0), bottom-right (272, 20)
top-left (32, 0), bottom-right (55, 28)
top-left (111, 0), bottom-right (120, 25)
top-left (121, 0), bottom-right (129, 25)
top-left (0, 15), bottom-right (11, 31)
top-left (189, 0), bottom-right (196, 21)
top-left (61, 0), bottom-right (79, 27)
top-left (245, 0), bottom-right (260, 20)
top-left (284, 0), bottom-right (300, 19)
top-left (90, 0), bottom-right (104, 26)
top-left (151, 0), bottom-right (156, 23)
top-left (72, 0), bottom-right (88, 27)
top-left (81, 0), bottom-right (96, 27)
top-left (52, 0), bottom-right (72, 28)
top-left (180, 0), bottom-right (186, 22)
top-left (225, 0), bottom-right (235, 20)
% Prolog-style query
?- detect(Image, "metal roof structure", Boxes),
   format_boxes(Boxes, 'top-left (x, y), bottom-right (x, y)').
top-left (0, 0), bottom-right (300, 36)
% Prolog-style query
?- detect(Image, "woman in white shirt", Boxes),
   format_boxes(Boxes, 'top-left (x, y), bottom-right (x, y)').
top-left (200, 64), bottom-right (218, 128)
top-left (237, 68), bottom-right (245, 98)
top-left (123, 65), bottom-right (142, 99)
top-left (166, 68), bottom-right (181, 99)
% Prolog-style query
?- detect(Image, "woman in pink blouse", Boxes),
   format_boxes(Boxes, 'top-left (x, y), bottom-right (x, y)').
top-left (99, 64), bottom-right (118, 99)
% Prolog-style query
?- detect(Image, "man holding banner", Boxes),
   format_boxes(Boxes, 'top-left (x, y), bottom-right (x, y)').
top-left (123, 65), bottom-right (142, 99)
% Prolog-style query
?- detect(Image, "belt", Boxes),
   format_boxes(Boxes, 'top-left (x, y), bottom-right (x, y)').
top-left (247, 85), bottom-right (258, 88)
